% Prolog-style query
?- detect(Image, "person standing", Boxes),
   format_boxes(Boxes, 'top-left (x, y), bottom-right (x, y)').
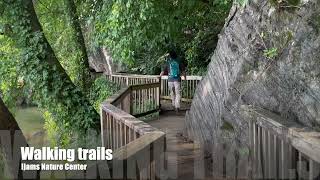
top-left (160, 50), bottom-right (186, 113)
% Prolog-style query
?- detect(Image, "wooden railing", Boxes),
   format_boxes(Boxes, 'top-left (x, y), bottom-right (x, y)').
top-left (131, 83), bottom-right (161, 117)
top-left (106, 73), bottom-right (159, 88)
top-left (100, 81), bottom-right (165, 179)
top-left (105, 82), bottom-right (161, 118)
top-left (106, 73), bottom-right (202, 102)
top-left (160, 75), bottom-right (202, 102)
top-left (246, 106), bottom-right (320, 179)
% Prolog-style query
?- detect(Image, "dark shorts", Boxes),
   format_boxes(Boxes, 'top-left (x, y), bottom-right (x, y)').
top-left (168, 77), bottom-right (181, 82)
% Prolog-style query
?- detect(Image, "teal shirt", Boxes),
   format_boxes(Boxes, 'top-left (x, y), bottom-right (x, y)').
top-left (163, 58), bottom-right (185, 82)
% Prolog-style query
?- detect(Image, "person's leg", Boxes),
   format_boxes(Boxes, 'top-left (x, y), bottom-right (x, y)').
top-left (174, 81), bottom-right (181, 110)
top-left (168, 82), bottom-right (175, 107)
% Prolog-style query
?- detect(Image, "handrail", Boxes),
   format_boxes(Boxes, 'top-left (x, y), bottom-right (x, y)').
top-left (100, 81), bottom-right (165, 179)
top-left (160, 75), bottom-right (202, 80)
top-left (243, 106), bottom-right (320, 179)
top-left (160, 75), bottom-right (202, 102)
top-left (130, 83), bottom-right (161, 117)
top-left (111, 73), bottom-right (202, 80)
top-left (106, 73), bottom-right (202, 102)
top-left (106, 87), bottom-right (132, 113)
top-left (111, 73), bottom-right (160, 79)
top-left (82, 131), bottom-right (165, 179)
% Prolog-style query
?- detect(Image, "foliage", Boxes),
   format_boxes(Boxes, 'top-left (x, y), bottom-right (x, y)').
top-left (0, 33), bottom-right (26, 112)
top-left (270, 0), bottom-right (300, 7)
top-left (269, 0), bottom-right (301, 10)
top-left (221, 120), bottom-right (235, 132)
top-left (236, 0), bottom-right (249, 7)
top-left (93, 0), bottom-right (232, 75)
top-left (43, 76), bottom-right (118, 147)
top-left (43, 111), bottom-right (71, 147)
top-left (35, 0), bottom-right (88, 88)
top-left (1, 0), bottom-right (233, 147)
top-left (2, 0), bottom-right (99, 139)
top-left (263, 47), bottom-right (278, 59)
top-left (64, 0), bottom-right (92, 93)
top-left (261, 30), bottom-right (293, 60)
top-left (88, 76), bottom-right (119, 111)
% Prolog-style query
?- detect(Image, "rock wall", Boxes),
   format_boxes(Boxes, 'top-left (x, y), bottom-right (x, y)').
top-left (88, 47), bottom-right (127, 74)
top-left (186, 0), bottom-right (320, 150)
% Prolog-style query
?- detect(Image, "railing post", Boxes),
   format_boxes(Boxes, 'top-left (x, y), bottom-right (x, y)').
top-left (126, 76), bottom-right (129, 86)
top-left (130, 86), bottom-right (133, 115)
top-left (158, 76), bottom-right (161, 109)
top-left (248, 120), bottom-right (253, 180)
top-left (100, 107), bottom-right (106, 147)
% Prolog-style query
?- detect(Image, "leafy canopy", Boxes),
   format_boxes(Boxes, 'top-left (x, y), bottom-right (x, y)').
top-left (92, 0), bottom-right (232, 74)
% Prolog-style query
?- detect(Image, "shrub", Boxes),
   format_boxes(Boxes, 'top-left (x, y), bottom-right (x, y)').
top-left (88, 76), bottom-right (120, 112)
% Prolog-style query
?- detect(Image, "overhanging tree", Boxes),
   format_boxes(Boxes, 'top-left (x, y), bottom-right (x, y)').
top-left (65, 0), bottom-right (92, 93)
top-left (2, 0), bottom-right (100, 135)
top-left (94, 0), bottom-right (232, 74)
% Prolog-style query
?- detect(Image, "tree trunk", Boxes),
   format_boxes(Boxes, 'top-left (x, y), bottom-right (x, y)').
top-left (0, 98), bottom-right (39, 179)
top-left (4, 0), bottom-right (100, 135)
top-left (0, 98), bottom-right (22, 138)
top-left (65, 0), bottom-right (92, 93)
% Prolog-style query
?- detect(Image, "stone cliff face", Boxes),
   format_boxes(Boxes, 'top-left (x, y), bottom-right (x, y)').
top-left (88, 47), bottom-right (126, 74)
top-left (186, 0), bottom-right (320, 150)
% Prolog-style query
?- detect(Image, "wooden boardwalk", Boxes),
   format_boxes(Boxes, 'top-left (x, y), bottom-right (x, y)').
top-left (150, 112), bottom-right (196, 180)
top-left (101, 74), bottom-right (320, 179)
top-left (149, 106), bottom-right (211, 180)
top-left (100, 74), bottom-right (205, 179)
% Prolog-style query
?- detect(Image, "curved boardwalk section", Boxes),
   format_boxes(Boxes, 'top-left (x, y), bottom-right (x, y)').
top-left (150, 111), bottom-right (210, 180)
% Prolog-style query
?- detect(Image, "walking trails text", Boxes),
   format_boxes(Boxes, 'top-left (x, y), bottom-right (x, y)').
top-left (21, 147), bottom-right (113, 162)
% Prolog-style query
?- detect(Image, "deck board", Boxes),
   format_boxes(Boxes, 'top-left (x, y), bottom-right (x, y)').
top-left (149, 109), bottom-right (212, 180)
